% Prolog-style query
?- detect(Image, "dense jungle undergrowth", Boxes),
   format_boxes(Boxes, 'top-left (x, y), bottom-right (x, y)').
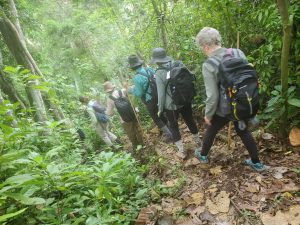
top-left (0, 0), bottom-right (300, 224)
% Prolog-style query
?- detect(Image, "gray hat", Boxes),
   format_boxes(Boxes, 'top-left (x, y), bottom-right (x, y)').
top-left (128, 55), bottom-right (144, 68)
top-left (150, 47), bottom-right (172, 64)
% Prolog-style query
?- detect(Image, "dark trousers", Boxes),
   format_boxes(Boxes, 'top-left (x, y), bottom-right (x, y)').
top-left (144, 97), bottom-right (168, 129)
top-left (201, 114), bottom-right (260, 163)
top-left (165, 103), bottom-right (198, 142)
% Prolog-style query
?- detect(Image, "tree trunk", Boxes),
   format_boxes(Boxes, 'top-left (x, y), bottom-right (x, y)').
top-left (0, 48), bottom-right (27, 109)
top-left (8, 0), bottom-right (26, 43)
top-left (277, 0), bottom-right (292, 138)
top-left (151, 0), bottom-right (168, 49)
top-left (1, 4), bottom-right (66, 122)
top-left (0, 15), bottom-right (47, 122)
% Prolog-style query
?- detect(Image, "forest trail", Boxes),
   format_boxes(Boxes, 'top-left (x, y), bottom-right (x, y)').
top-left (134, 120), bottom-right (300, 225)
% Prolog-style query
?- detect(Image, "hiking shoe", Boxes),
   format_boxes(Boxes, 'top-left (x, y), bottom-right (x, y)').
top-left (245, 159), bottom-right (270, 172)
top-left (194, 148), bottom-right (208, 163)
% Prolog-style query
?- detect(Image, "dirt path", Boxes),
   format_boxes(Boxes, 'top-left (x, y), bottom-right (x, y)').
top-left (136, 122), bottom-right (300, 225)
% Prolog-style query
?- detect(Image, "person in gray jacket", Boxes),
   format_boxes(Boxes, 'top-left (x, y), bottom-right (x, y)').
top-left (195, 27), bottom-right (269, 171)
top-left (151, 48), bottom-right (202, 159)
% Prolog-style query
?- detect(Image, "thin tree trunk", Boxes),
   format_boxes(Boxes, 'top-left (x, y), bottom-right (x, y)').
top-left (8, 0), bottom-right (26, 43)
top-left (0, 15), bottom-right (47, 122)
top-left (277, 0), bottom-right (292, 138)
top-left (0, 69), bottom-right (27, 109)
top-left (0, 48), bottom-right (28, 109)
top-left (151, 0), bottom-right (168, 49)
top-left (1, 4), bottom-right (66, 122)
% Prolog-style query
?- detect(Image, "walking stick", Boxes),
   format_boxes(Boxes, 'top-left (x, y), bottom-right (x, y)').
top-left (227, 31), bottom-right (240, 151)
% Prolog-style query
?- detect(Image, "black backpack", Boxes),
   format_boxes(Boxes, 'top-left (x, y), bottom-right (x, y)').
top-left (92, 102), bottom-right (109, 123)
top-left (160, 61), bottom-right (196, 106)
top-left (206, 48), bottom-right (259, 121)
top-left (138, 68), bottom-right (157, 103)
top-left (109, 90), bottom-right (136, 122)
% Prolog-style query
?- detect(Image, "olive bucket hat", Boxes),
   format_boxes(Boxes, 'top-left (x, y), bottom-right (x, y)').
top-left (128, 55), bottom-right (144, 68)
top-left (150, 47), bottom-right (172, 64)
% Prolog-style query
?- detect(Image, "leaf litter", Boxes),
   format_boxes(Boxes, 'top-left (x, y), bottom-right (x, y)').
top-left (136, 120), bottom-right (300, 225)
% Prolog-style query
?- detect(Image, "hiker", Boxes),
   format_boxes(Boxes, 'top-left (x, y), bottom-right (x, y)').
top-left (103, 81), bottom-right (144, 149)
top-left (126, 54), bottom-right (173, 142)
top-left (151, 47), bottom-right (202, 159)
top-left (195, 27), bottom-right (269, 171)
top-left (79, 96), bottom-right (117, 146)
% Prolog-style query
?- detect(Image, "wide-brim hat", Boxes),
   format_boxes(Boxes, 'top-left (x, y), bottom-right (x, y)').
top-left (150, 47), bottom-right (172, 64)
top-left (128, 54), bottom-right (144, 68)
top-left (103, 81), bottom-right (115, 93)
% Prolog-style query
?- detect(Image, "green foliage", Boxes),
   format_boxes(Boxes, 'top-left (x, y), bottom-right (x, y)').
top-left (262, 85), bottom-right (300, 129)
top-left (0, 102), bottom-right (149, 224)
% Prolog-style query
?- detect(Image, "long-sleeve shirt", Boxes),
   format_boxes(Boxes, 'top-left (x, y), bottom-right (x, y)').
top-left (86, 100), bottom-right (98, 126)
top-left (128, 67), bottom-right (155, 102)
top-left (202, 47), bottom-right (247, 120)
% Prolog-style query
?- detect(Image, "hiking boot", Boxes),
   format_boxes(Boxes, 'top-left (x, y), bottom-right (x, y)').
top-left (245, 159), bottom-right (270, 172)
top-left (194, 148), bottom-right (208, 163)
top-left (161, 126), bottom-right (174, 143)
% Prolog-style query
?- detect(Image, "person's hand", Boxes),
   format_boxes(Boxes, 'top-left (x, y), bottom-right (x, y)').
top-left (123, 82), bottom-right (129, 90)
top-left (204, 116), bottom-right (211, 126)
top-left (157, 111), bottom-right (162, 118)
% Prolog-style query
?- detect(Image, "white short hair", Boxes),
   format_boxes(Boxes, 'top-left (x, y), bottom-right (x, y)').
top-left (195, 27), bottom-right (222, 47)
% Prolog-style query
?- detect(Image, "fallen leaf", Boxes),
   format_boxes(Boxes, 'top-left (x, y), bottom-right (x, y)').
top-left (271, 167), bottom-right (288, 179)
top-left (260, 211), bottom-right (288, 225)
top-left (161, 198), bottom-right (185, 214)
top-left (192, 192), bottom-right (204, 206)
top-left (207, 184), bottom-right (218, 193)
top-left (193, 206), bottom-right (205, 216)
top-left (175, 219), bottom-right (196, 225)
top-left (185, 192), bottom-right (204, 206)
top-left (262, 133), bottom-right (273, 140)
top-left (205, 199), bottom-right (219, 215)
top-left (163, 179), bottom-right (178, 188)
top-left (185, 158), bottom-right (200, 167)
top-left (282, 192), bottom-right (293, 199)
top-left (135, 206), bottom-right (157, 225)
top-left (245, 183), bottom-right (260, 193)
top-left (260, 205), bottom-right (300, 225)
top-left (205, 191), bottom-right (230, 214)
top-left (286, 205), bottom-right (300, 225)
top-left (289, 127), bottom-right (300, 146)
top-left (209, 166), bottom-right (222, 176)
top-left (255, 176), bottom-right (263, 185)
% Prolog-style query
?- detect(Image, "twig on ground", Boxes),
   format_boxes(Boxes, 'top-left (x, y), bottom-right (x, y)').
top-left (230, 198), bottom-right (254, 225)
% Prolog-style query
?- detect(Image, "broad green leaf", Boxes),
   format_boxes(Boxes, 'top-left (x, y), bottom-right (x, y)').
top-left (5, 174), bottom-right (35, 185)
top-left (3, 193), bottom-right (46, 205)
top-left (3, 66), bottom-right (17, 73)
top-left (135, 188), bottom-right (148, 199)
top-left (0, 208), bottom-right (27, 222)
top-left (288, 98), bottom-right (300, 107)
top-left (86, 216), bottom-right (99, 225)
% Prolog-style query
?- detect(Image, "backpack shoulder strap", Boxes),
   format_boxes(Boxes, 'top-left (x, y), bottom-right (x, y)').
top-left (205, 56), bottom-right (220, 68)
top-left (118, 90), bottom-right (123, 98)
top-left (109, 90), bottom-right (121, 101)
top-left (109, 95), bottom-right (117, 101)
